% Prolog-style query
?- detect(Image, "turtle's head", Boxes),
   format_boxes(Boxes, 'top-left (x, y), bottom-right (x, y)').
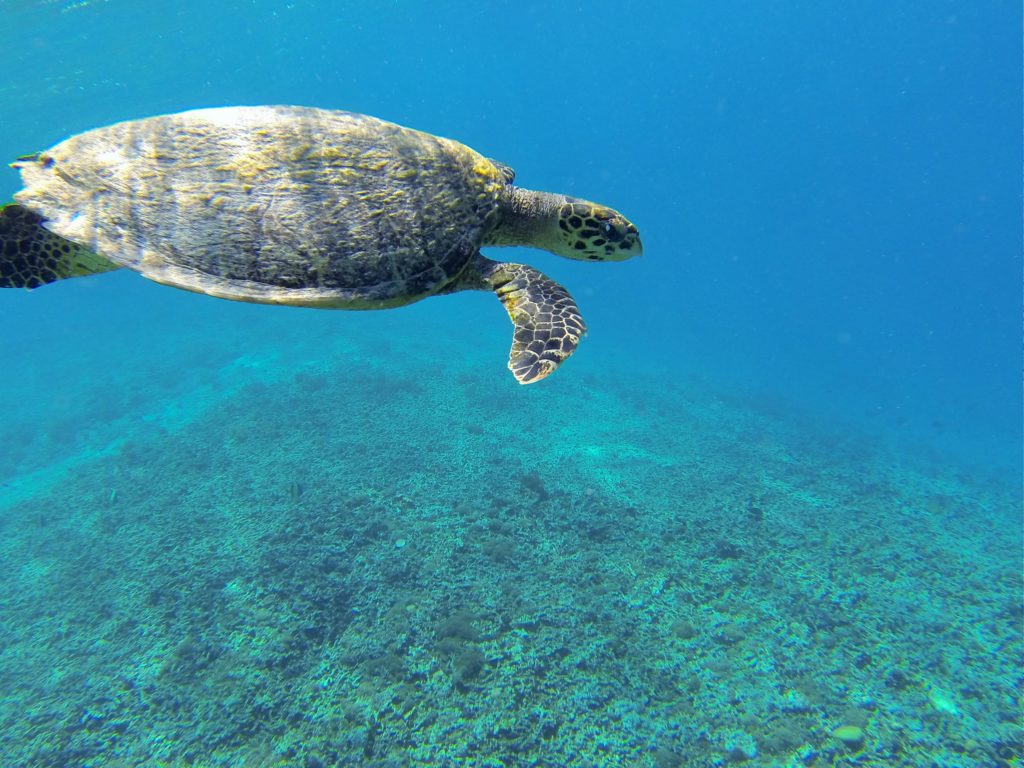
top-left (489, 188), bottom-right (642, 261)
top-left (552, 198), bottom-right (642, 262)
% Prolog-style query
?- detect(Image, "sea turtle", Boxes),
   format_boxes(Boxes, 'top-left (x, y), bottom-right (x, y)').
top-left (0, 106), bottom-right (641, 383)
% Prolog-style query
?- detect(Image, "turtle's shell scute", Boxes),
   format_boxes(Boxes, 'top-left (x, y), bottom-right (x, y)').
top-left (14, 106), bottom-right (507, 307)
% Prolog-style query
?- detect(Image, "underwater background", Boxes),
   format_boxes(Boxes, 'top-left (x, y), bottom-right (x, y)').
top-left (0, 1), bottom-right (1020, 766)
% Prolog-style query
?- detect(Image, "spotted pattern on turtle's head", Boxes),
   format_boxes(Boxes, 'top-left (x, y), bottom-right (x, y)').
top-left (556, 200), bottom-right (642, 261)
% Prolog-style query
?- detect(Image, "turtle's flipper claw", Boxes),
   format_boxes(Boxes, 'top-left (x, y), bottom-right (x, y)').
top-left (472, 255), bottom-right (586, 384)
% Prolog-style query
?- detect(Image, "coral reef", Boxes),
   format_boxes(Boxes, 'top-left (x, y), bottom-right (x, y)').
top-left (0, 314), bottom-right (1019, 767)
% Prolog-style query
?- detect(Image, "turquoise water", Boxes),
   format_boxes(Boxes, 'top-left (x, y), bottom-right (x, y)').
top-left (0, 2), bottom-right (1020, 766)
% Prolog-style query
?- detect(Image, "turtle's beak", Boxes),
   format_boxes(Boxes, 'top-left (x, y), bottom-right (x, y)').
top-left (621, 229), bottom-right (642, 259)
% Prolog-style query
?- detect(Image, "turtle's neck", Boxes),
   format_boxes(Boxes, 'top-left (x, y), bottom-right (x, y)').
top-left (485, 187), bottom-right (566, 253)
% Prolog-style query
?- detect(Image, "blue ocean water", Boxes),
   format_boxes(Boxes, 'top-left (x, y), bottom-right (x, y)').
top-left (0, 2), bottom-right (1020, 767)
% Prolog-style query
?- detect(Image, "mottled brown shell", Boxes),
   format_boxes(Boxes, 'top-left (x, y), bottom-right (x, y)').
top-left (14, 106), bottom-right (507, 307)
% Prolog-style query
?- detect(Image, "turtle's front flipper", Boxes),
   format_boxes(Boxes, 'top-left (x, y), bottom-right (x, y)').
top-left (0, 203), bottom-right (119, 288)
top-left (453, 253), bottom-right (586, 384)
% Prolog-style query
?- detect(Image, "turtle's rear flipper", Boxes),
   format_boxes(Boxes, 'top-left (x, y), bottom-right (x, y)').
top-left (458, 253), bottom-right (586, 384)
top-left (0, 203), bottom-right (119, 288)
